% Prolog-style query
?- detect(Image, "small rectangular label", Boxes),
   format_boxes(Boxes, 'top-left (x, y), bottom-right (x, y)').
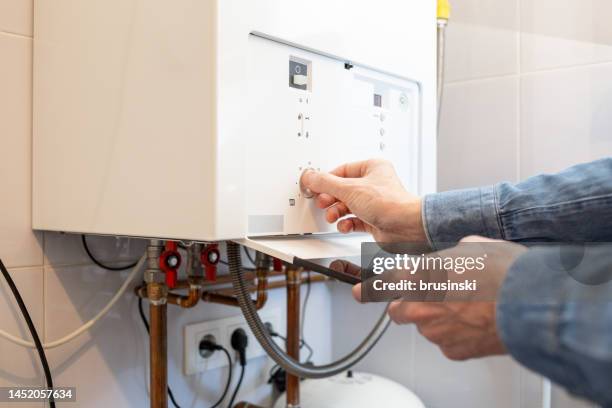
top-left (248, 215), bottom-right (284, 234)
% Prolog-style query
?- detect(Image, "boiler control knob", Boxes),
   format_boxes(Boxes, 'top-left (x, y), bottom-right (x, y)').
top-left (299, 168), bottom-right (316, 199)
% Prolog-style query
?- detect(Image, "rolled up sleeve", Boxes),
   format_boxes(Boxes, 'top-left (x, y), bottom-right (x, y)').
top-left (423, 186), bottom-right (503, 250)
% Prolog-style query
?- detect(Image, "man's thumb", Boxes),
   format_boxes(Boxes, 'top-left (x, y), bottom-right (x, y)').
top-left (301, 170), bottom-right (347, 199)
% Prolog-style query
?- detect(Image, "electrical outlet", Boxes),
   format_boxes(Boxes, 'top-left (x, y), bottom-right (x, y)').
top-left (183, 309), bottom-right (283, 376)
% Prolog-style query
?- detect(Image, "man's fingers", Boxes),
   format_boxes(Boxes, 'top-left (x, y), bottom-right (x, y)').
top-left (326, 202), bottom-right (352, 223)
top-left (337, 217), bottom-right (371, 234)
top-left (388, 301), bottom-right (446, 325)
top-left (301, 170), bottom-right (348, 199)
top-left (330, 161), bottom-right (371, 178)
top-left (316, 193), bottom-right (338, 209)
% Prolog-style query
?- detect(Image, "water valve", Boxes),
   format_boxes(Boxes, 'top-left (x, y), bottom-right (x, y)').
top-left (159, 241), bottom-right (181, 289)
top-left (201, 244), bottom-right (220, 282)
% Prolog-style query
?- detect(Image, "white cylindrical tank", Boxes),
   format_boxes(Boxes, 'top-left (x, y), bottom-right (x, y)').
top-left (273, 371), bottom-right (425, 408)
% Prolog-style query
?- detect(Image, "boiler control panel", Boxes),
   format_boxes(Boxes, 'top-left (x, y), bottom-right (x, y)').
top-left (245, 35), bottom-right (421, 236)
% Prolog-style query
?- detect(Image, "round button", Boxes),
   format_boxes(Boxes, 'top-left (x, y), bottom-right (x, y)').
top-left (379, 128), bottom-right (386, 136)
top-left (299, 168), bottom-right (316, 199)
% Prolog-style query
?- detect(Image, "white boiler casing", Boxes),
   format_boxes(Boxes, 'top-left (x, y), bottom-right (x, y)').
top-left (33, 0), bottom-right (437, 243)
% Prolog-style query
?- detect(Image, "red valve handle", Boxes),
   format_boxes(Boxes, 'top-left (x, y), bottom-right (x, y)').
top-left (273, 258), bottom-right (283, 272)
top-left (201, 244), bottom-right (220, 282)
top-left (160, 241), bottom-right (181, 289)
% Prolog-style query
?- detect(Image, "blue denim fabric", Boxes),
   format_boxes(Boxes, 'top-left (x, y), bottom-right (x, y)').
top-left (422, 158), bottom-right (612, 407)
top-left (423, 158), bottom-right (612, 250)
top-left (498, 246), bottom-right (612, 408)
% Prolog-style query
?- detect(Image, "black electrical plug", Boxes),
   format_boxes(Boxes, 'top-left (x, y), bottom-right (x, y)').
top-left (199, 334), bottom-right (223, 359)
top-left (231, 328), bottom-right (249, 366)
top-left (264, 322), bottom-right (279, 337)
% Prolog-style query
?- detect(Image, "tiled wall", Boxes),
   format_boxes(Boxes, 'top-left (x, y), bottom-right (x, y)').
top-left (0, 2), bottom-right (333, 407)
top-left (334, 0), bottom-right (612, 407)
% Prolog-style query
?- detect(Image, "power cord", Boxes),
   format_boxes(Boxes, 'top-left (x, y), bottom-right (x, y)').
top-left (243, 247), bottom-right (256, 266)
top-left (0, 259), bottom-right (56, 408)
top-left (199, 339), bottom-right (233, 408)
top-left (81, 235), bottom-right (138, 271)
top-left (137, 297), bottom-right (182, 408)
top-left (228, 328), bottom-right (249, 408)
top-left (265, 322), bottom-right (314, 393)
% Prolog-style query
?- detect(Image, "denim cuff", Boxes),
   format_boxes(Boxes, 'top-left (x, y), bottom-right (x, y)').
top-left (423, 186), bottom-right (503, 250)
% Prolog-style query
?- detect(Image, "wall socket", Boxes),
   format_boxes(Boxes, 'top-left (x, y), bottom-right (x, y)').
top-left (183, 309), bottom-right (283, 376)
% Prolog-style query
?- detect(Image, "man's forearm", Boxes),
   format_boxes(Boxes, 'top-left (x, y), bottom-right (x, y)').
top-left (422, 158), bottom-right (612, 249)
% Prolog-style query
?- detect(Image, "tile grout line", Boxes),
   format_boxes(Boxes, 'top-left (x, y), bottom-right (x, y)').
top-left (517, 0), bottom-right (522, 184)
top-left (446, 60), bottom-right (612, 88)
top-left (445, 73), bottom-right (520, 86)
top-left (517, 1), bottom-right (525, 407)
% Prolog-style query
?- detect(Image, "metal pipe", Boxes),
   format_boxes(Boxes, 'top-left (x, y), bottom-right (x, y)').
top-left (437, 18), bottom-right (448, 130)
top-left (210, 275), bottom-right (328, 296)
top-left (285, 267), bottom-right (301, 408)
top-left (149, 289), bottom-right (167, 408)
top-left (136, 273), bottom-right (328, 305)
top-left (227, 242), bottom-right (392, 379)
top-left (167, 284), bottom-right (201, 308)
top-left (144, 240), bottom-right (167, 408)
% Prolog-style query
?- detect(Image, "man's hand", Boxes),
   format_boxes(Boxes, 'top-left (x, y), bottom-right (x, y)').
top-left (353, 236), bottom-right (527, 361)
top-left (301, 159), bottom-right (426, 243)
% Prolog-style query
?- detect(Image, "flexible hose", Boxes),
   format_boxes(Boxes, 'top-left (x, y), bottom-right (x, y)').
top-left (228, 242), bottom-right (390, 379)
top-left (437, 19), bottom-right (448, 129)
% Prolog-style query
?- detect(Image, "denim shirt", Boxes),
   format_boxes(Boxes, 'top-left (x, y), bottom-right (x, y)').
top-left (423, 158), bottom-right (612, 407)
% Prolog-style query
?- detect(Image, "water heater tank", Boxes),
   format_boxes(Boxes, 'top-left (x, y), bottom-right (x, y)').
top-left (273, 372), bottom-right (426, 408)
top-left (33, 0), bottom-right (437, 259)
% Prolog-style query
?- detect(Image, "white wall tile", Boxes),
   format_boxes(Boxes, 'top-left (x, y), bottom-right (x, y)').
top-left (552, 384), bottom-right (598, 408)
top-left (438, 76), bottom-right (519, 191)
top-left (0, 0), bottom-right (32, 37)
top-left (43, 232), bottom-right (146, 267)
top-left (519, 369), bottom-right (545, 408)
top-left (521, 0), bottom-right (612, 72)
top-left (43, 262), bottom-right (333, 407)
top-left (412, 334), bottom-right (522, 408)
top-left (0, 266), bottom-right (44, 408)
top-left (520, 63), bottom-right (612, 178)
top-left (445, 0), bottom-right (519, 82)
top-left (0, 34), bottom-right (42, 268)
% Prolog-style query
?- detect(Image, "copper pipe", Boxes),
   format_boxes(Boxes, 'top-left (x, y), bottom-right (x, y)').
top-left (167, 285), bottom-right (200, 308)
top-left (254, 267), bottom-right (268, 309)
top-left (233, 403), bottom-right (265, 408)
top-left (201, 292), bottom-right (241, 307)
top-left (148, 282), bottom-right (167, 408)
top-left (201, 267), bottom-right (269, 310)
top-left (210, 274), bottom-right (328, 296)
top-left (175, 269), bottom-right (285, 289)
top-left (285, 267), bottom-right (301, 408)
top-left (137, 273), bottom-right (328, 306)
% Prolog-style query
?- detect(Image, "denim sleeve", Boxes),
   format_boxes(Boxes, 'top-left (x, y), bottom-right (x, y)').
top-left (423, 158), bottom-right (612, 250)
top-left (497, 245), bottom-right (612, 407)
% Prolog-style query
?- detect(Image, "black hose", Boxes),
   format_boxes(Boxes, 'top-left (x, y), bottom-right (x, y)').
top-left (81, 235), bottom-right (138, 271)
top-left (0, 259), bottom-right (56, 408)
